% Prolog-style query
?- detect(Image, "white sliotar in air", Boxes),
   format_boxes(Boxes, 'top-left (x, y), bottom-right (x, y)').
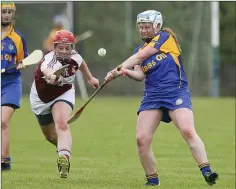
top-left (98, 48), bottom-right (106, 57)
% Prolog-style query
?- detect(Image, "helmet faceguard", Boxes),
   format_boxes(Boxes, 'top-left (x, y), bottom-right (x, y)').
top-left (53, 30), bottom-right (75, 64)
top-left (136, 10), bottom-right (163, 43)
top-left (1, 1), bottom-right (16, 27)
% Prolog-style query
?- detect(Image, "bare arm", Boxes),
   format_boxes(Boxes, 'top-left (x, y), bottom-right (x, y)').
top-left (125, 65), bottom-right (145, 82)
top-left (79, 60), bottom-right (93, 80)
top-left (121, 46), bottom-right (159, 69)
top-left (105, 46), bottom-right (157, 81)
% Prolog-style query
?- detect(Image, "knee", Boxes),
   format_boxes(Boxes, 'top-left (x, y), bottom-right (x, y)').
top-left (136, 134), bottom-right (152, 152)
top-left (181, 127), bottom-right (196, 141)
top-left (1, 119), bottom-right (9, 130)
top-left (55, 119), bottom-right (69, 131)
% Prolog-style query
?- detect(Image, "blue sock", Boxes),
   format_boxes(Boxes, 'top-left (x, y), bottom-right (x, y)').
top-left (1, 156), bottom-right (11, 164)
top-left (1, 157), bottom-right (11, 170)
top-left (199, 163), bottom-right (211, 176)
top-left (146, 173), bottom-right (159, 184)
top-left (5, 157), bottom-right (11, 163)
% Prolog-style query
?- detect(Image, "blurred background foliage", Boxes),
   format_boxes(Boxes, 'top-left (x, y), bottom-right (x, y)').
top-left (14, 1), bottom-right (235, 96)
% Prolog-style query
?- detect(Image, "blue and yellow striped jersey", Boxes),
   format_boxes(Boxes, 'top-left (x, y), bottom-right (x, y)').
top-left (134, 31), bottom-right (188, 96)
top-left (1, 25), bottom-right (28, 75)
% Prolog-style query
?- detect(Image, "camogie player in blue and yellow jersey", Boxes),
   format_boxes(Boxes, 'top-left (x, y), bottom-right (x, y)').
top-left (105, 10), bottom-right (218, 186)
top-left (1, 1), bottom-right (28, 171)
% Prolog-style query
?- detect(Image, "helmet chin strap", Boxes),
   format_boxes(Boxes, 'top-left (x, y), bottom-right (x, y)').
top-left (142, 37), bottom-right (153, 43)
top-left (1, 22), bottom-right (11, 27)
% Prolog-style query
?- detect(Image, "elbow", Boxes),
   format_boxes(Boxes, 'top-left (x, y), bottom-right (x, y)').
top-left (138, 76), bottom-right (145, 82)
top-left (138, 73), bottom-right (145, 81)
top-left (136, 78), bottom-right (144, 82)
top-left (133, 75), bottom-right (145, 82)
top-left (137, 51), bottom-right (148, 61)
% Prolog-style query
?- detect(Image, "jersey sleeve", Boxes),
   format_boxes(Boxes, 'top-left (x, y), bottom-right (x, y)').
top-left (148, 31), bottom-right (179, 54)
top-left (16, 33), bottom-right (28, 63)
top-left (40, 59), bottom-right (49, 72)
top-left (133, 46), bottom-right (140, 54)
top-left (133, 44), bottom-right (144, 54)
top-left (71, 51), bottom-right (83, 67)
top-left (148, 32), bottom-right (170, 51)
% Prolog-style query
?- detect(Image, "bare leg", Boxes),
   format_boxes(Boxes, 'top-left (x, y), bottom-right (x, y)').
top-left (52, 102), bottom-right (72, 154)
top-left (169, 108), bottom-right (218, 185)
top-left (169, 108), bottom-right (208, 165)
top-left (40, 122), bottom-right (58, 146)
top-left (136, 109), bottom-right (162, 185)
top-left (52, 101), bottom-right (72, 178)
top-left (1, 106), bottom-right (15, 170)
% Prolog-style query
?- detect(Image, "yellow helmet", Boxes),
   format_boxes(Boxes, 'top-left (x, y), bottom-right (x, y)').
top-left (1, 1), bottom-right (16, 11)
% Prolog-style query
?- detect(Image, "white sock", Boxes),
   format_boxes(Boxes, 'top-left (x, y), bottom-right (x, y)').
top-left (58, 149), bottom-right (71, 159)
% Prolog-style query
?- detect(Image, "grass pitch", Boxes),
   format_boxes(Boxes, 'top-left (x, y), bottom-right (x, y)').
top-left (1, 97), bottom-right (235, 189)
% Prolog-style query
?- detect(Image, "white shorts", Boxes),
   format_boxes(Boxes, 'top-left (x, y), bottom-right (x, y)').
top-left (30, 81), bottom-right (75, 115)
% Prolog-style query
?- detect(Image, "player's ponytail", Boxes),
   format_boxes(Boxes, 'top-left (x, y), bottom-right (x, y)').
top-left (161, 28), bottom-right (182, 53)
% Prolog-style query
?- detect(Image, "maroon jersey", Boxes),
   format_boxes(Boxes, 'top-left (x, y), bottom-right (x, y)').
top-left (34, 51), bottom-right (82, 103)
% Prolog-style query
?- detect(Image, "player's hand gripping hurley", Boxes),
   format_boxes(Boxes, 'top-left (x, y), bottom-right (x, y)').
top-left (67, 65), bottom-right (122, 124)
top-left (42, 64), bottom-right (70, 85)
top-left (53, 64), bottom-right (69, 78)
top-left (1, 50), bottom-right (43, 73)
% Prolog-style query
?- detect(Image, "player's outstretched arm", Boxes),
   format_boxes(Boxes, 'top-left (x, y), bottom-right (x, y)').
top-left (105, 46), bottom-right (158, 81)
top-left (120, 46), bottom-right (158, 70)
top-left (78, 60), bottom-right (93, 80)
top-left (79, 60), bottom-right (99, 89)
top-left (42, 68), bottom-right (58, 85)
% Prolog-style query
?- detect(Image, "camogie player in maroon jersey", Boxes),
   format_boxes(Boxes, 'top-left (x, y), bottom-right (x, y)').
top-left (30, 30), bottom-right (99, 178)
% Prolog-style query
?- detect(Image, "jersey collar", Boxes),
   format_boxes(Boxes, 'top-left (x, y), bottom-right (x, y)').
top-left (1, 25), bottom-right (14, 40)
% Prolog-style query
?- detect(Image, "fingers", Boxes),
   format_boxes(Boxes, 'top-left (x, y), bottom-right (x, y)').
top-left (47, 75), bottom-right (57, 85)
top-left (93, 79), bottom-right (100, 89)
top-left (93, 84), bottom-right (99, 89)
top-left (16, 63), bottom-right (25, 70)
top-left (105, 72), bottom-right (113, 81)
top-left (105, 69), bottom-right (120, 81)
top-left (51, 75), bottom-right (57, 84)
top-left (88, 77), bottom-right (100, 89)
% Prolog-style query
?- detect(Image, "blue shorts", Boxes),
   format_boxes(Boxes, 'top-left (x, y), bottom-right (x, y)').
top-left (137, 89), bottom-right (192, 123)
top-left (1, 74), bottom-right (22, 109)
